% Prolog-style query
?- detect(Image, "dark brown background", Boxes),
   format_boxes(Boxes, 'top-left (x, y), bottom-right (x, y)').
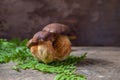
top-left (0, 0), bottom-right (120, 46)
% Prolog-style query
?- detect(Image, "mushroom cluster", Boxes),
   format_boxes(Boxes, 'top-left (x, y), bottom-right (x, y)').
top-left (27, 23), bottom-right (76, 63)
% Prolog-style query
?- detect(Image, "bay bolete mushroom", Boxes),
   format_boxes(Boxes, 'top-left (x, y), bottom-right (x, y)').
top-left (42, 23), bottom-right (76, 39)
top-left (43, 23), bottom-right (69, 33)
top-left (27, 31), bottom-right (54, 48)
top-left (27, 23), bottom-right (76, 63)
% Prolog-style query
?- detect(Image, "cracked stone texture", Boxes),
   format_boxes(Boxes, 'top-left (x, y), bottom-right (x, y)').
top-left (0, 47), bottom-right (120, 80)
top-left (0, 0), bottom-right (120, 46)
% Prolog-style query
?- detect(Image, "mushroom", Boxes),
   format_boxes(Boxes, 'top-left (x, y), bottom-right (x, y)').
top-left (27, 31), bottom-right (54, 48)
top-left (42, 23), bottom-right (76, 39)
top-left (27, 23), bottom-right (76, 63)
top-left (43, 23), bottom-right (69, 34)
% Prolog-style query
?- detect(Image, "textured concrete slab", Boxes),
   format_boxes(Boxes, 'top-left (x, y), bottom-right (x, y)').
top-left (0, 0), bottom-right (120, 46)
top-left (0, 47), bottom-right (120, 80)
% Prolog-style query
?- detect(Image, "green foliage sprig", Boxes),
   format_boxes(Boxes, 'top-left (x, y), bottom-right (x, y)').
top-left (0, 39), bottom-right (87, 80)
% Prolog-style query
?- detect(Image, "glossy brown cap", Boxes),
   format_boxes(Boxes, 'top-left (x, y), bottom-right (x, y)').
top-left (42, 23), bottom-right (69, 34)
top-left (32, 31), bottom-right (53, 42)
top-left (42, 23), bottom-right (76, 39)
top-left (27, 31), bottom-right (54, 48)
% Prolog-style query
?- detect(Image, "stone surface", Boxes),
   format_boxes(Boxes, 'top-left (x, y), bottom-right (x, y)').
top-left (0, 0), bottom-right (120, 46)
top-left (0, 47), bottom-right (120, 80)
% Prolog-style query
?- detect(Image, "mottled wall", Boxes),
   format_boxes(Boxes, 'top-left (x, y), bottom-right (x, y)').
top-left (0, 0), bottom-right (120, 46)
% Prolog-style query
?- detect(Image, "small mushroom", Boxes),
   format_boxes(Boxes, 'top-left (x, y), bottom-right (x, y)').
top-left (27, 23), bottom-right (76, 63)
top-left (27, 31), bottom-right (54, 48)
top-left (43, 23), bottom-right (69, 33)
top-left (32, 31), bottom-right (54, 42)
top-left (42, 23), bottom-right (76, 39)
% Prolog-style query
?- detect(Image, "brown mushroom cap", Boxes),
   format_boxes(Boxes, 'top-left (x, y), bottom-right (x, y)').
top-left (42, 23), bottom-right (70, 34)
top-left (27, 31), bottom-right (54, 48)
top-left (42, 23), bottom-right (76, 39)
top-left (32, 30), bottom-right (55, 42)
top-left (26, 39), bottom-right (37, 48)
top-left (27, 23), bottom-right (76, 48)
